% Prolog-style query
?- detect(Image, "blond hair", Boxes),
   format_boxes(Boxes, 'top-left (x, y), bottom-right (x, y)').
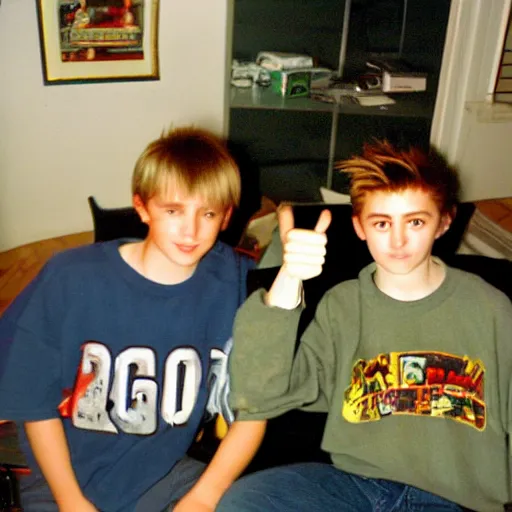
top-left (335, 140), bottom-right (460, 217)
top-left (132, 126), bottom-right (241, 210)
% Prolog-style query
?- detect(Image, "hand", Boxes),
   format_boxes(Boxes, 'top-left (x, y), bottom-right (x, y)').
top-left (172, 491), bottom-right (216, 512)
top-left (278, 204), bottom-right (332, 281)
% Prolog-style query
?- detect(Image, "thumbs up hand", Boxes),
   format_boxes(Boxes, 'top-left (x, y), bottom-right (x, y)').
top-left (278, 204), bottom-right (332, 281)
top-left (265, 205), bottom-right (331, 310)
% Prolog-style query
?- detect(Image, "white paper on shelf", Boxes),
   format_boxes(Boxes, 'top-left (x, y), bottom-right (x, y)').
top-left (355, 95), bottom-right (396, 107)
top-left (256, 51), bottom-right (313, 71)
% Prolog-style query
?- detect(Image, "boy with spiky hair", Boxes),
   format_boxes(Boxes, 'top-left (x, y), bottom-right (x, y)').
top-left (218, 141), bottom-right (512, 512)
top-left (0, 127), bottom-right (265, 512)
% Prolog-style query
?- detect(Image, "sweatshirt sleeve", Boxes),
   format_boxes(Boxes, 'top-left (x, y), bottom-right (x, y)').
top-left (229, 288), bottom-right (337, 421)
top-left (509, 375), bottom-right (512, 502)
top-left (495, 292), bottom-right (512, 498)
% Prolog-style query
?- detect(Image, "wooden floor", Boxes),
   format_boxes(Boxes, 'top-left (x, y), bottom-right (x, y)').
top-left (0, 231), bottom-right (93, 316)
top-left (476, 197), bottom-right (512, 232)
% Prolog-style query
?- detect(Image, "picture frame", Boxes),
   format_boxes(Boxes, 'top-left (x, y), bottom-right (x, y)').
top-left (36, 1), bottom-right (160, 85)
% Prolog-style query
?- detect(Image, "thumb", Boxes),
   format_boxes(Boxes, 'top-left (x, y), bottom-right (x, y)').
top-left (314, 209), bottom-right (332, 234)
top-left (278, 204), bottom-right (294, 242)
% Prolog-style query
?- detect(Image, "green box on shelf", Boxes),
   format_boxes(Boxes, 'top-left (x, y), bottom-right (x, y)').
top-left (270, 70), bottom-right (311, 98)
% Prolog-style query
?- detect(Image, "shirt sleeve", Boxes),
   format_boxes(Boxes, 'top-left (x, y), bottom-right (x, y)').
top-left (229, 288), bottom-right (337, 420)
top-left (0, 263), bottom-right (63, 421)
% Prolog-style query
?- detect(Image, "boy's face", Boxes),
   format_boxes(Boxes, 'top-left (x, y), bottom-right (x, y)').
top-left (134, 189), bottom-right (232, 281)
top-left (352, 188), bottom-right (451, 278)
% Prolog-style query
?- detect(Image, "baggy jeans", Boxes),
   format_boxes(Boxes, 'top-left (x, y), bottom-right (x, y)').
top-left (216, 462), bottom-right (467, 512)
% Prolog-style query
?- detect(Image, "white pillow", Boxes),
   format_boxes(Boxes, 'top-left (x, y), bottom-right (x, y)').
top-left (320, 187), bottom-right (351, 204)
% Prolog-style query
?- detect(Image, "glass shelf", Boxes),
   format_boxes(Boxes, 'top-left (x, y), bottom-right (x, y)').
top-left (230, 85), bottom-right (435, 119)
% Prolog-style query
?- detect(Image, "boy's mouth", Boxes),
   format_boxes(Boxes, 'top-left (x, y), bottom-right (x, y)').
top-left (389, 253), bottom-right (410, 260)
top-left (175, 243), bottom-right (199, 253)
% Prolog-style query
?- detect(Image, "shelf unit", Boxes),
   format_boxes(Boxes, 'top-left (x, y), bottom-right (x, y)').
top-left (230, 85), bottom-right (436, 118)
top-left (229, 0), bottom-right (451, 198)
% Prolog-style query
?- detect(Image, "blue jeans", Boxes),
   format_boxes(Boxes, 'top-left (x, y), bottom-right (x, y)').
top-left (216, 463), bottom-right (466, 512)
top-left (19, 455), bottom-right (205, 512)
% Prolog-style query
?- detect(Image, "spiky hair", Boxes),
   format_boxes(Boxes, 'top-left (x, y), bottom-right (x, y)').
top-left (335, 140), bottom-right (460, 217)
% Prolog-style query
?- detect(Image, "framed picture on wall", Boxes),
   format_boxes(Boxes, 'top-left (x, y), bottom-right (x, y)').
top-left (36, 0), bottom-right (160, 85)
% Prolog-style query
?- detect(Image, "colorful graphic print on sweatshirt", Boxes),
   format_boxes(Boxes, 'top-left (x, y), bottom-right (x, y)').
top-left (342, 351), bottom-right (485, 430)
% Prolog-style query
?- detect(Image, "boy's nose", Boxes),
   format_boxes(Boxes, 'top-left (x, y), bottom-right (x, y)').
top-left (182, 214), bottom-right (199, 238)
top-left (390, 225), bottom-right (406, 249)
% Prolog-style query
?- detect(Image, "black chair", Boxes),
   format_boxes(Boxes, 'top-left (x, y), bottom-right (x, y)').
top-left (87, 196), bottom-right (148, 243)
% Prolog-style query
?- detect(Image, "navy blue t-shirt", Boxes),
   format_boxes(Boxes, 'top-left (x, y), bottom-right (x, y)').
top-left (0, 239), bottom-right (253, 511)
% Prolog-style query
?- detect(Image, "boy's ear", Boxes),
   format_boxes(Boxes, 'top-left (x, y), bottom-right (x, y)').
top-left (352, 215), bottom-right (367, 241)
top-left (220, 206), bottom-right (233, 231)
top-left (435, 211), bottom-right (453, 239)
top-left (133, 194), bottom-right (149, 224)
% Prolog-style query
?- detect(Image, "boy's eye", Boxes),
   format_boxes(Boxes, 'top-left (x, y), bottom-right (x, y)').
top-left (409, 219), bottom-right (424, 228)
top-left (167, 209), bottom-right (178, 215)
top-left (205, 211), bottom-right (217, 219)
top-left (374, 221), bottom-right (389, 230)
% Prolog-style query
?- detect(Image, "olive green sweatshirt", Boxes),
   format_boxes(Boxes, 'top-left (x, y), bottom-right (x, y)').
top-left (230, 263), bottom-right (512, 512)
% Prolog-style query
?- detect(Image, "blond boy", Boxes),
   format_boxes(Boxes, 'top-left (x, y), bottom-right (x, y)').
top-left (0, 127), bottom-right (265, 512)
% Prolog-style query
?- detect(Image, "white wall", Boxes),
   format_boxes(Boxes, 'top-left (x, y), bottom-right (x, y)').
top-left (0, 0), bottom-right (233, 251)
top-left (431, 0), bottom-right (512, 201)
